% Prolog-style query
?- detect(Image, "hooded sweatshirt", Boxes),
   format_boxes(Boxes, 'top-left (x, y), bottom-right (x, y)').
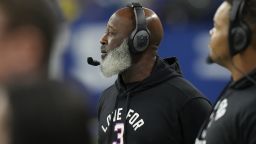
top-left (195, 69), bottom-right (256, 144)
top-left (98, 57), bottom-right (212, 144)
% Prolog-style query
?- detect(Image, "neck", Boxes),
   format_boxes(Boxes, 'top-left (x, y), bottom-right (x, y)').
top-left (229, 48), bottom-right (256, 81)
top-left (121, 51), bottom-right (156, 83)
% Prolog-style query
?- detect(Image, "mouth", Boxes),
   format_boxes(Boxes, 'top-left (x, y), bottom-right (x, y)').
top-left (101, 45), bottom-right (109, 60)
top-left (101, 48), bottom-right (107, 60)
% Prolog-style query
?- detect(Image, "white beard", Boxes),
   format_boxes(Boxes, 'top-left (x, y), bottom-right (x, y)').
top-left (100, 39), bottom-right (132, 77)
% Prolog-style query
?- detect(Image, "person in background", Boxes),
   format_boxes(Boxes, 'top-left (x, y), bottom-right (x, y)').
top-left (0, 1), bottom-right (93, 143)
top-left (0, 0), bottom-right (60, 85)
top-left (0, 82), bottom-right (92, 144)
top-left (195, 0), bottom-right (256, 143)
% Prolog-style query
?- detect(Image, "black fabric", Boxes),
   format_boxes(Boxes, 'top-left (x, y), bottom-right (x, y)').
top-left (98, 57), bottom-right (212, 144)
top-left (195, 69), bottom-right (256, 144)
top-left (9, 80), bottom-right (91, 144)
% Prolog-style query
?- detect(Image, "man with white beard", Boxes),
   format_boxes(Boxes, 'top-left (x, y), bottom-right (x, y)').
top-left (97, 3), bottom-right (212, 144)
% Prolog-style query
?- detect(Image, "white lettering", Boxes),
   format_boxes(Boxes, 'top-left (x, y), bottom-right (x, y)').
top-left (195, 138), bottom-right (206, 144)
top-left (129, 113), bottom-right (139, 125)
top-left (117, 108), bottom-right (123, 121)
top-left (133, 119), bottom-right (144, 131)
top-left (126, 109), bottom-right (134, 118)
top-left (107, 114), bottom-right (111, 126)
top-left (103, 108), bottom-right (146, 133)
top-left (101, 125), bottom-right (108, 133)
top-left (113, 110), bottom-right (117, 122)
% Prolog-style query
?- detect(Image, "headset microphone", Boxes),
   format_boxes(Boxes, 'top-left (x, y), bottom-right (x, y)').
top-left (87, 57), bottom-right (100, 66)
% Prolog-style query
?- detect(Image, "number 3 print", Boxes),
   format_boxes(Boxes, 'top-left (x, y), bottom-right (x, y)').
top-left (112, 123), bottom-right (124, 144)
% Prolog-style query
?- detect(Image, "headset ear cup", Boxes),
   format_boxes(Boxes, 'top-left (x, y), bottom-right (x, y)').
top-left (133, 30), bottom-right (150, 53)
top-left (128, 30), bottom-right (150, 54)
top-left (128, 30), bottom-right (137, 53)
top-left (230, 21), bottom-right (251, 56)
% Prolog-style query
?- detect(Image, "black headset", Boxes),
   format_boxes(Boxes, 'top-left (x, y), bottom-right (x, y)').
top-left (229, 0), bottom-right (252, 56)
top-left (229, 0), bottom-right (256, 84)
top-left (127, 2), bottom-right (151, 54)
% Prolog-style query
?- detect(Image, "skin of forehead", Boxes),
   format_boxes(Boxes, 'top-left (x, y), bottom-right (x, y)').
top-left (108, 7), bottom-right (164, 45)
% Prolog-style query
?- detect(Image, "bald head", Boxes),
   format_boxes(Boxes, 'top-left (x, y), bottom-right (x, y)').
top-left (114, 7), bottom-right (164, 48)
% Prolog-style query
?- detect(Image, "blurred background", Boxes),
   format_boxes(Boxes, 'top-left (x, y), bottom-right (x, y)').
top-left (50, 0), bottom-right (229, 140)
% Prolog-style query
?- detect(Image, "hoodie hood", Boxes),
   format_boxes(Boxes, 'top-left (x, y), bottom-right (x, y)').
top-left (115, 57), bottom-right (183, 94)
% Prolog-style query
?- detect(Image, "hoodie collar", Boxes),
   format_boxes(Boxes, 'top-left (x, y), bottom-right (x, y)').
top-left (115, 56), bottom-right (182, 93)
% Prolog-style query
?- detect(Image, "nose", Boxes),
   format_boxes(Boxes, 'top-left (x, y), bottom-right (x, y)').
top-left (100, 33), bottom-right (107, 45)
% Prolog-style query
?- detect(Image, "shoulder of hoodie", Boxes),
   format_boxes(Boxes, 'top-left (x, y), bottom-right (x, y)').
top-left (164, 76), bottom-right (211, 108)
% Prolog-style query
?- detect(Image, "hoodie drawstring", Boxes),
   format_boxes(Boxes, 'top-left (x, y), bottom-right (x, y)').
top-left (123, 92), bottom-right (131, 144)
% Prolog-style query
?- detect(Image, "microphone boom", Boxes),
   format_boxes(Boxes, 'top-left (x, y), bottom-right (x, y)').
top-left (87, 57), bottom-right (100, 66)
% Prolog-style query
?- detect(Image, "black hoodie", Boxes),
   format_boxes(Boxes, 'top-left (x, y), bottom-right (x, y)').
top-left (195, 69), bottom-right (256, 144)
top-left (98, 57), bottom-right (212, 144)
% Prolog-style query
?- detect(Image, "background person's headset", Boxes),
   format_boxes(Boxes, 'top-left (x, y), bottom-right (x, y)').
top-left (229, 0), bottom-right (256, 84)
top-left (229, 0), bottom-right (252, 56)
top-left (127, 2), bottom-right (151, 54)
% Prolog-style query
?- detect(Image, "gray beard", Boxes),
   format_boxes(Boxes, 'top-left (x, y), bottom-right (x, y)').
top-left (100, 39), bottom-right (132, 77)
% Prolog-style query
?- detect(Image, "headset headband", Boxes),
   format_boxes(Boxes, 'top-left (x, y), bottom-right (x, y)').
top-left (128, 3), bottom-right (147, 30)
top-left (230, 0), bottom-right (244, 24)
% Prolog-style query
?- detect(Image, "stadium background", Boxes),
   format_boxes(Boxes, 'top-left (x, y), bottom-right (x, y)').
top-left (50, 0), bottom-right (229, 139)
